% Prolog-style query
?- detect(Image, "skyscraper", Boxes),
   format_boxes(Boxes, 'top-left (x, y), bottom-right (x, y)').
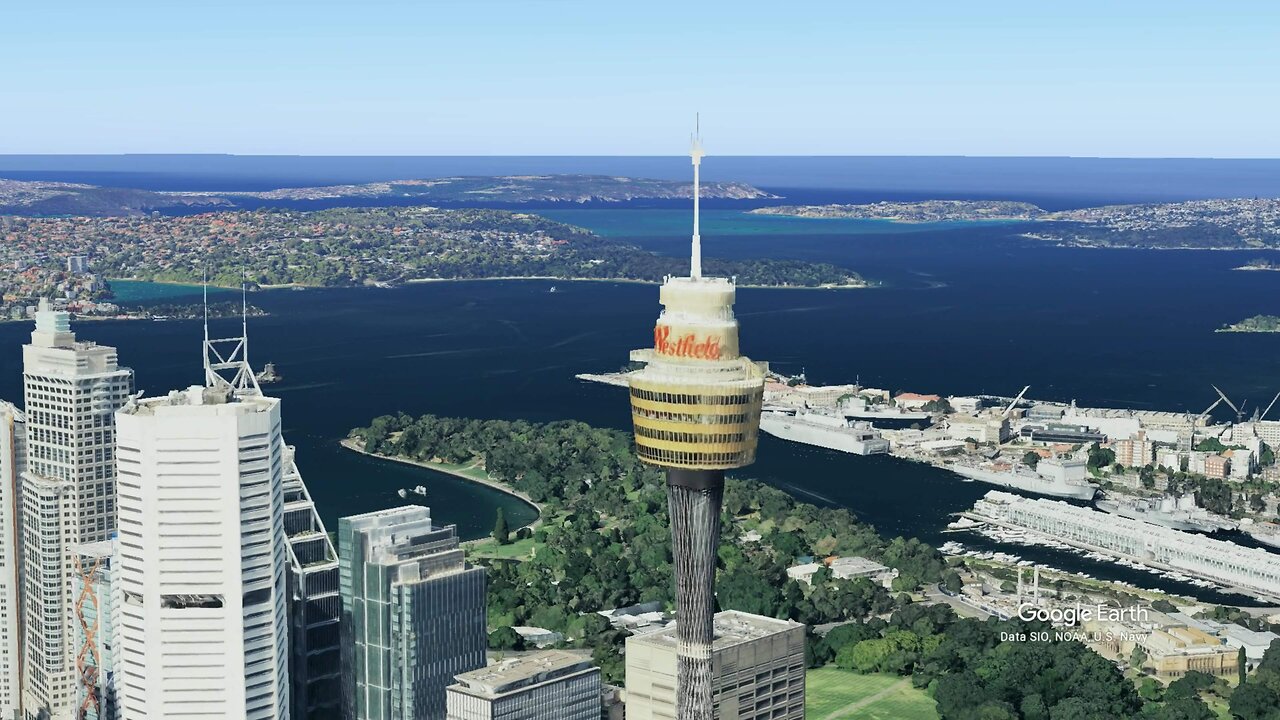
top-left (339, 506), bottom-right (488, 720)
top-left (113, 384), bottom-right (291, 719)
top-left (626, 129), bottom-right (765, 719)
top-left (20, 299), bottom-right (133, 720)
top-left (205, 285), bottom-right (343, 719)
top-left (0, 401), bottom-right (26, 720)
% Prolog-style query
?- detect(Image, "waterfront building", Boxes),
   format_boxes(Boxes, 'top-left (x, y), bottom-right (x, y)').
top-left (625, 610), bottom-right (806, 720)
top-left (445, 651), bottom-right (602, 720)
top-left (71, 540), bottom-right (116, 720)
top-left (946, 414), bottom-right (1010, 444)
top-left (972, 490), bottom-right (1280, 600)
top-left (893, 392), bottom-right (940, 410)
top-left (339, 506), bottom-right (487, 720)
top-left (626, 130), bottom-right (765, 720)
top-left (0, 401), bottom-right (25, 720)
top-left (113, 385), bottom-right (291, 719)
top-left (20, 299), bottom-right (133, 720)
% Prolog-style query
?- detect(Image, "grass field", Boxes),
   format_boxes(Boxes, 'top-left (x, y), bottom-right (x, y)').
top-left (805, 668), bottom-right (939, 720)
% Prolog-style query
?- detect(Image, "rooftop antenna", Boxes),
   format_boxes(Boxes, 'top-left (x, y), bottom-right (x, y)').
top-left (690, 113), bottom-right (704, 280)
top-left (203, 269), bottom-right (261, 396)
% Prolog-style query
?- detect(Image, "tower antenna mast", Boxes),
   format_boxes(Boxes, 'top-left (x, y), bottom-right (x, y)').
top-left (690, 114), bottom-right (704, 280)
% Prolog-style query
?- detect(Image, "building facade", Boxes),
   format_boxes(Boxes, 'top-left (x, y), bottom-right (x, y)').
top-left (21, 300), bottom-right (133, 720)
top-left (113, 386), bottom-right (290, 719)
top-left (446, 651), bottom-right (602, 720)
top-left (282, 446), bottom-right (342, 719)
top-left (340, 506), bottom-right (488, 720)
top-left (626, 610), bottom-right (806, 720)
top-left (71, 540), bottom-right (116, 720)
top-left (0, 402), bottom-right (26, 720)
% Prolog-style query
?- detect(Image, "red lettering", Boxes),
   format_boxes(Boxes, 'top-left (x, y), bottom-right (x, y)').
top-left (653, 325), bottom-right (723, 360)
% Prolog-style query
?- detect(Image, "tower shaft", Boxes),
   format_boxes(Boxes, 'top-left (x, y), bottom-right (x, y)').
top-left (666, 471), bottom-right (724, 720)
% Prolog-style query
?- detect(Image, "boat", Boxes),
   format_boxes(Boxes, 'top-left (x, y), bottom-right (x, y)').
top-left (549, 286), bottom-right (558, 293)
top-left (948, 461), bottom-right (1098, 500)
top-left (152, 316), bottom-right (170, 322)
top-left (759, 409), bottom-right (890, 455)
top-left (256, 362), bottom-right (282, 384)
top-left (412, 485), bottom-right (427, 496)
top-left (1095, 494), bottom-right (1234, 534)
top-left (397, 488), bottom-right (408, 498)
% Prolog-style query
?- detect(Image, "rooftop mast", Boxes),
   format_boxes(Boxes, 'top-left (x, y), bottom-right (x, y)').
top-left (203, 273), bottom-right (260, 395)
top-left (690, 114), bottom-right (704, 280)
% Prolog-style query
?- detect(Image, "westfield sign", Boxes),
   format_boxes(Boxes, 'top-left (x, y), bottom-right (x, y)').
top-left (654, 325), bottom-right (723, 360)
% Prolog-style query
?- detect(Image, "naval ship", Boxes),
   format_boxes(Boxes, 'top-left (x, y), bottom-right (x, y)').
top-left (947, 460), bottom-right (1098, 500)
top-left (1095, 494), bottom-right (1234, 534)
top-left (759, 409), bottom-right (890, 455)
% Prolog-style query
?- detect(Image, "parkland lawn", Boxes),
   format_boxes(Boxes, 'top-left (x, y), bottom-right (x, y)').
top-left (805, 668), bottom-right (939, 720)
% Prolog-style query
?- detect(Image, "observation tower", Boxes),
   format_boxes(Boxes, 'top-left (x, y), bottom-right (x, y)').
top-left (627, 124), bottom-right (765, 719)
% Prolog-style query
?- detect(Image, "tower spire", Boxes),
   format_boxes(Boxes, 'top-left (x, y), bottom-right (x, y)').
top-left (690, 114), bottom-right (704, 280)
top-left (203, 271), bottom-right (260, 395)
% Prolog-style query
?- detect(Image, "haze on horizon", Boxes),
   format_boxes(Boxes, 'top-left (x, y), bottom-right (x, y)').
top-left (3, 0), bottom-right (1278, 158)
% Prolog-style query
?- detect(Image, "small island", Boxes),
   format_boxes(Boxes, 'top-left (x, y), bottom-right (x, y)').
top-left (1217, 315), bottom-right (1280, 333)
top-left (1234, 258), bottom-right (1280, 271)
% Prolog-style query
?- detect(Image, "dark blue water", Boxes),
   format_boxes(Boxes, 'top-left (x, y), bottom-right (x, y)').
top-left (7, 155), bottom-right (1280, 206)
top-left (1, 220), bottom-right (1275, 602)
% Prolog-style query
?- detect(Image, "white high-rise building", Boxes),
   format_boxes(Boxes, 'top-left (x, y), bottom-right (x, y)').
top-left (114, 384), bottom-right (291, 719)
top-left (0, 401), bottom-right (27, 720)
top-left (446, 651), bottom-right (602, 720)
top-left (21, 299), bottom-right (133, 720)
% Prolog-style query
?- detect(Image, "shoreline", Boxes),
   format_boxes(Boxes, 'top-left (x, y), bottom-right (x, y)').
top-left (338, 437), bottom-right (543, 533)
top-left (111, 275), bottom-right (871, 293)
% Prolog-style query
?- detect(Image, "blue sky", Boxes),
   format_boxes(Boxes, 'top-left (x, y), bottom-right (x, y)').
top-left (2, 1), bottom-right (1277, 156)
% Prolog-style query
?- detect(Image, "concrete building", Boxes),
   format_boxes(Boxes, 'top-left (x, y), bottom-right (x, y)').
top-left (340, 506), bottom-right (488, 720)
top-left (0, 402), bottom-right (25, 720)
top-left (446, 651), bottom-right (601, 720)
top-left (20, 299), bottom-right (133, 720)
top-left (65, 256), bottom-right (88, 274)
top-left (1167, 612), bottom-right (1280, 665)
top-left (946, 414), bottom-right (1010, 444)
top-left (113, 386), bottom-right (291, 719)
top-left (894, 392), bottom-right (941, 410)
top-left (625, 133), bottom-right (766, 719)
top-left (626, 610), bottom-right (806, 720)
top-left (786, 556), bottom-right (896, 588)
top-left (1088, 619), bottom-right (1239, 679)
top-left (71, 540), bottom-right (116, 720)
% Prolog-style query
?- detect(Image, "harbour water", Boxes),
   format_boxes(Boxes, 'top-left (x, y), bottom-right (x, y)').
top-left (3, 186), bottom-right (1280, 600)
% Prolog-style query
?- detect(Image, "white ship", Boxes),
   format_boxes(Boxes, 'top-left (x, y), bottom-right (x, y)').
top-left (837, 395), bottom-right (933, 422)
top-left (759, 409), bottom-right (890, 455)
top-left (948, 460), bottom-right (1098, 500)
top-left (1095, 494), bottom-right (1233, 534)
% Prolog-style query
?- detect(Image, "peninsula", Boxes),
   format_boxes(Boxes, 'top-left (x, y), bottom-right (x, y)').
top-left (0, 174), bottom-right (775, 217)
top-left (0, 206), bottom-right (863, 316)
top-left (754, 197), bottom-right (1280, 250)
top-left (749, 200), bottom-right (1044, 223)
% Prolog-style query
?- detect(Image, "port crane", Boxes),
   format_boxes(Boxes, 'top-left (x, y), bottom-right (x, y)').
top-left (1001, 386), bottom-right (1031, 419)
top-left (1212, 385), bottom-right (1248, 425)
top-left (1258, 390), bottom-right (1280, 422)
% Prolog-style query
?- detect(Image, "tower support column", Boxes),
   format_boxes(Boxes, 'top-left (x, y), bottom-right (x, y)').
top-left (666, 469), bottom-right (724, 720)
